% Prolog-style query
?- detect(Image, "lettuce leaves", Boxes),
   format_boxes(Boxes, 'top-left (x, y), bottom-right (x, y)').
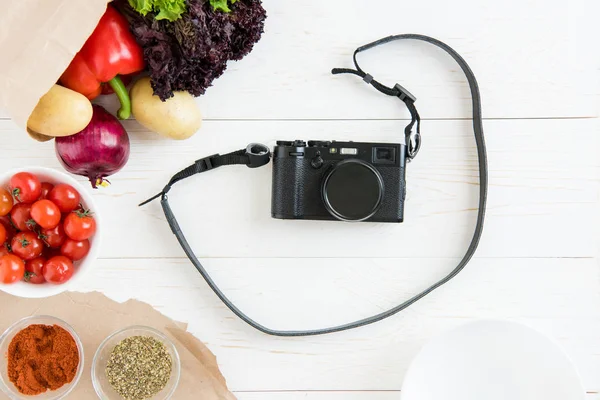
top-left (128, 0), bottom-right (238, 18)
top-left (209, 0), bottom-right (238, 13)
top-left (122, 0), bottom-right (267, 100)
top-left (127, 0), bottom-right (187, 21)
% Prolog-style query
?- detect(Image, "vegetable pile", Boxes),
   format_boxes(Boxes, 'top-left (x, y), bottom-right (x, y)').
top-left (26, 0), bottom-right (266, 187)
top-left (0, 172), bottom-right (97, 286)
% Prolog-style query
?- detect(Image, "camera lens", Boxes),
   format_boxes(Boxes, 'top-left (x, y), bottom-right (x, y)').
top-left (322, 159), bottom-right (384, 222)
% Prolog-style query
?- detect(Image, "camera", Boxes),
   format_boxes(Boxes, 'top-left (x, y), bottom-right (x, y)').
top-left (271, 140), bottom-right (407, 222)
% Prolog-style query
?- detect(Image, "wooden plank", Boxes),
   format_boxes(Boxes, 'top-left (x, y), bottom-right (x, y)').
top-left (0, 118), bottom-right (596, 259)
top-left (0, 0), bottom-right (597, 120)
top-left (74, 257), bottom-right (600, 392)
top-left (236, 394), bottom-right (599, 400)
top-left (235, 393), bottom-right (401, 400)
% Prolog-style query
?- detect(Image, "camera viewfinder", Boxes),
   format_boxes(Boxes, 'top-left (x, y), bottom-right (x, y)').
top-left (373, 147), bottom-right (396, 164)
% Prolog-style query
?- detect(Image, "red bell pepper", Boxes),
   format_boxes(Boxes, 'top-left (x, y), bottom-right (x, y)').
top-left (60, 5), bottom-right (145, 119)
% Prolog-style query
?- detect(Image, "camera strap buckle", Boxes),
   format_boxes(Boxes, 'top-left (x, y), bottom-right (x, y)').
top-left (394, 83), bottom-right (416, 103)
top-left (195, 154), bottom-right (219, 172)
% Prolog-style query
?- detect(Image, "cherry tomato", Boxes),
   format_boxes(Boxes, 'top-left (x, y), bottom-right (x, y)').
top-left (31, 200), bottom-right (61, 229)
top-left (40, 224), bottom-right (66, 248)
top-left (0, 254), bottom-right (25, 284)
top-left (11, 232), bottom-right (43, 261)
top-left (10, 172), bottom-right (41, 203)
top-left (60, 238), bottom-right (90, 261)
top-left (0, 216), bottom-right (17, 244)
top-left (0, 188), bottom-right (13, 217)
top-left (24, 257), bottom-right (46, 284)
top-left (64, 210), bottom-right (96, 241)
top-left (0, 224), bottom-right (5, 245)
top-left (48, 184), bottom-right (80, 213)
top-left (43, 256), bottom-right (74, 284)
top-left (0, 244), bottom-right (10, 258)
top-left (39, 182), bottom-right (54, 200)
top-left (10, 203), bottom-right (34, 231)
top-left (43, 247), bottom-right (62, 260)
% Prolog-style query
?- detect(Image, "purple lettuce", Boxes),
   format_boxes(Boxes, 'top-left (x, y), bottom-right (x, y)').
top-left (118, 0), bottom-right (267, 100)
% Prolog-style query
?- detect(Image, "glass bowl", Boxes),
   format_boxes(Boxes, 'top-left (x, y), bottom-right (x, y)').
top-left (0, 315), bottom-right (84, 400)
top-left (92, 326), bottom-right (181, 400)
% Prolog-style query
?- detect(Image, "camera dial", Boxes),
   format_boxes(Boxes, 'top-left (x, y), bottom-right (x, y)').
top-left (322, 159), bottom-right (384, 222)
top-left (311, 152), bottom-right (324, 169)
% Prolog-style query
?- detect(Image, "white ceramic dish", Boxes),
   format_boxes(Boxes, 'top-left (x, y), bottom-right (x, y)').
top-left (92, 326), bottom-right (181, 400)
top-left (0, 315), bottom-right (84, 400)
top-left (401, 320), bottom-right (585, 400)
top-left (0, 167), bottom-right (101, 298)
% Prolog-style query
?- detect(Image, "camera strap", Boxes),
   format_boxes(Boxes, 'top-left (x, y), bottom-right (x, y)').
top-left (332, 46), bottom-right (422, 160)
top-left (141, 34), bottom-right (488, 337)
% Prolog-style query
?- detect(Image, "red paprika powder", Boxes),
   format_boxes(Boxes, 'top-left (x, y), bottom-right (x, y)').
top-left (7, 324), bottom-right (79, 395)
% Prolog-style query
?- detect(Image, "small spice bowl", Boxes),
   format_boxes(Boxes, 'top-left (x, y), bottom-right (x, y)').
top-left (92, 326), bottom-right (181, 400)
top-left (0, 315), bottom-right (84, 400)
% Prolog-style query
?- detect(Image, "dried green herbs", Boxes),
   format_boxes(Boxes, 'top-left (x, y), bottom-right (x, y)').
top-left (106, 336), bottom-right (172, 400)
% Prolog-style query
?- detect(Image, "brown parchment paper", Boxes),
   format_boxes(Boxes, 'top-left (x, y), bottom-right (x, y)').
top-left (0, 291), bottom-right (236, 399)
top-left (0, 0), bottom-right (111, 130)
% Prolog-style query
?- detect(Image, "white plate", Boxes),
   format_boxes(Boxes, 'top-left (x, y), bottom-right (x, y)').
top-left (401, 320), bottom-right (585, 400)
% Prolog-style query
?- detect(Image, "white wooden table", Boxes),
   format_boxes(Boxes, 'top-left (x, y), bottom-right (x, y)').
top-left (1, 0), bottom-right (599, 398)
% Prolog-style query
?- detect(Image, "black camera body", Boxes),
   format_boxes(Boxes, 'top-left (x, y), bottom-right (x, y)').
top-left (271, 140), bottom-right (407, 223)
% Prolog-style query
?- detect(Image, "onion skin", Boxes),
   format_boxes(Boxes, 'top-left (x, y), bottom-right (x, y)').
top-left (55, 105), bottom-right (130, 188)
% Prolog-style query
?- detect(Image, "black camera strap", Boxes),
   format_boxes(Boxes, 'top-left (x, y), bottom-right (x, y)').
top-left (332, 45), bottom-right (422, 160)
top-left (141, 34), bottom-right (488, 337)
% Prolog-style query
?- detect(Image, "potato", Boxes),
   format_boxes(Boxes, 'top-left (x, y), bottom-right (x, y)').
top-left (131, 77), bottom-right (202, 140)
top-left (27, 85), bottom-right (93, 137)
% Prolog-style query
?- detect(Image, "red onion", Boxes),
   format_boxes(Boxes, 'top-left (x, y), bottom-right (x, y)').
top-left (55, 105), bottom-right (130, 188)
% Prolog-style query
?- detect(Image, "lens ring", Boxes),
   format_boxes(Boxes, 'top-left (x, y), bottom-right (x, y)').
top-left (322, 159), bottom-right (384, 222)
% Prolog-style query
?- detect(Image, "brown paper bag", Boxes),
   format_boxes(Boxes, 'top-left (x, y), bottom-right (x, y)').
top-left (0, 291), bottom-right (236, 399)
top-left (0, 0), bottom-right (111, 131)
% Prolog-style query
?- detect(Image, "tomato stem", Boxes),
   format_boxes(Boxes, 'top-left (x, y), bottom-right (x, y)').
top-left (12, 188), bottom-right (21, 202)
top-left (74, 209), bottom-right (93, 218)
top-left (38, 233), bottom-right (50, 247)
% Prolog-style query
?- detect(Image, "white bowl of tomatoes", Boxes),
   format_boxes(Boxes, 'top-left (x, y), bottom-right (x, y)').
top-left (0, 167), bottom-right (100, 298)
